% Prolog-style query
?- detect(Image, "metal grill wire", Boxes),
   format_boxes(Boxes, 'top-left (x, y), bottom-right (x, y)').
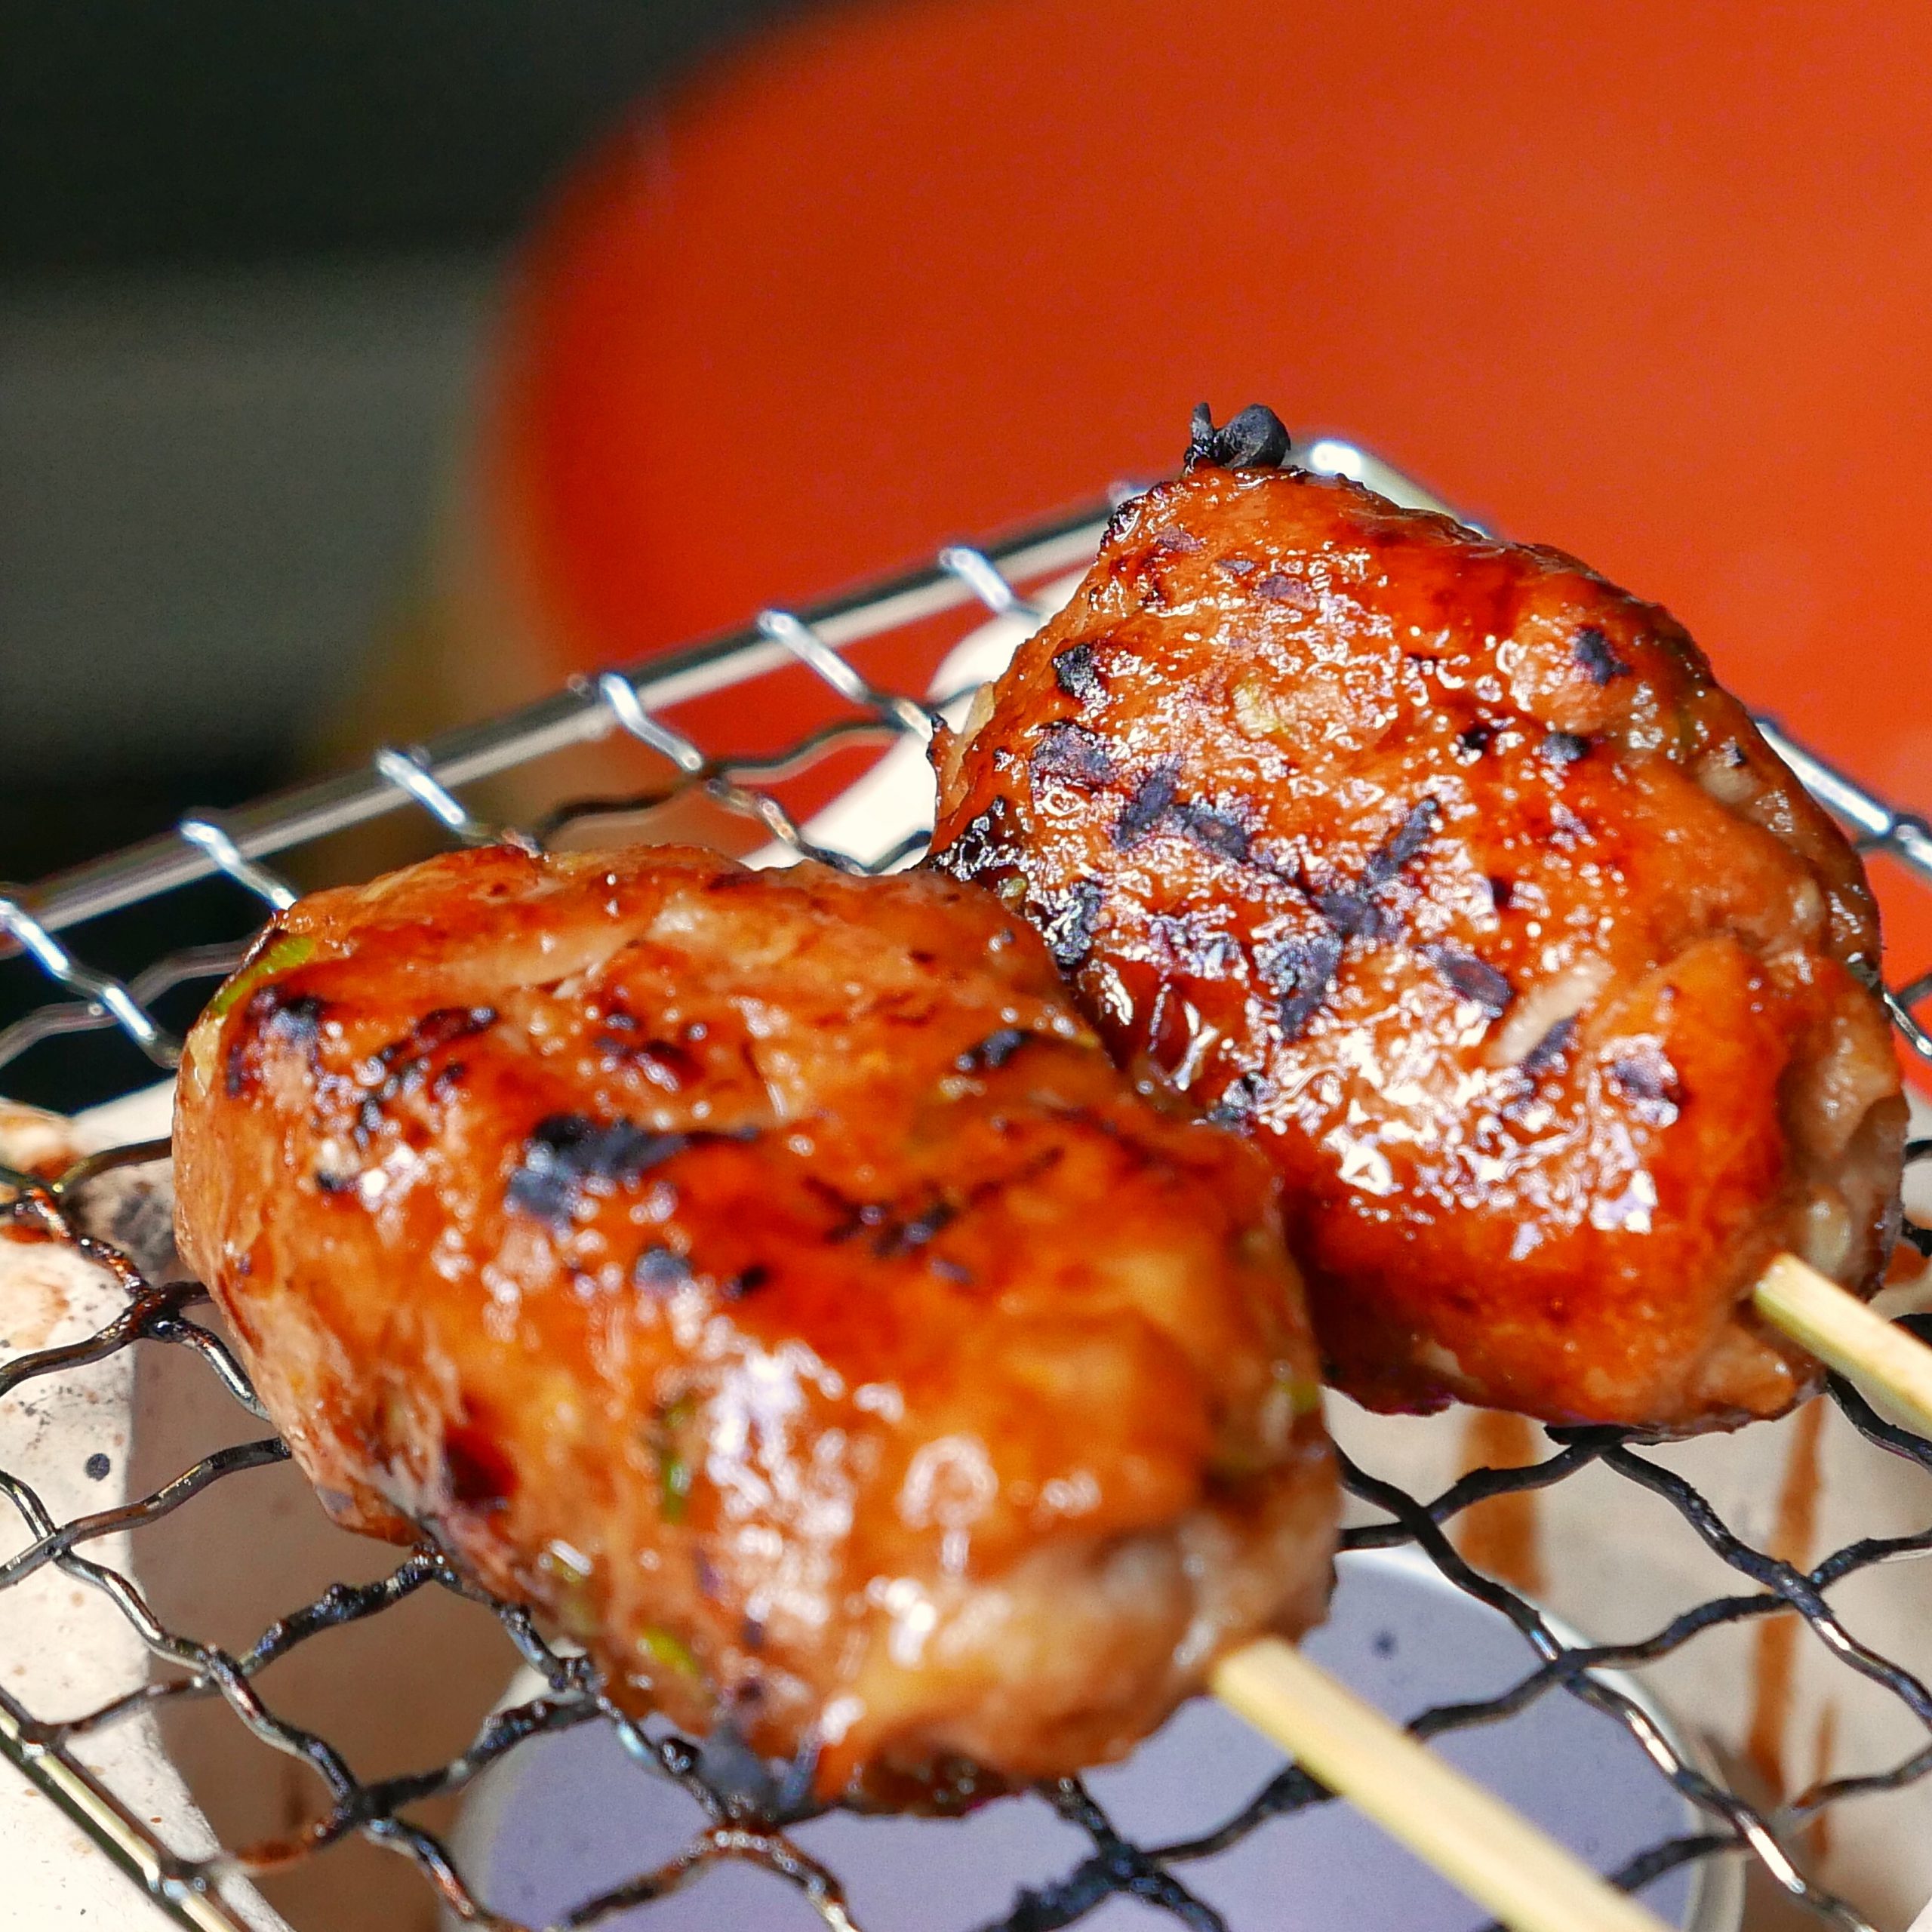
top-left (3, 515), bottom-right (1932, 1932)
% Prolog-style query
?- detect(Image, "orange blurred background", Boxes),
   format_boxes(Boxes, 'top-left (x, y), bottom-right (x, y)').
top-left (459, 0), bottom-right (1932, 979)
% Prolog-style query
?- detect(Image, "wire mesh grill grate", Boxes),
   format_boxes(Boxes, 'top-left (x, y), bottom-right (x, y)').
top-left (4, 474), bottom-right (1932, 1932)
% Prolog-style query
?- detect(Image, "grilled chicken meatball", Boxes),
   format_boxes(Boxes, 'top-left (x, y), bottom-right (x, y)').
top-left (172, 844), bottom-right (1334, 1798)
top-left (931, 445), bottom-right (1906, 1432)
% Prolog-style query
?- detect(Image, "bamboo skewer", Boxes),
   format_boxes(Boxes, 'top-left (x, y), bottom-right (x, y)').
top-left (1754, 1250), bottom-right (1932, 1435)
top-left (1198, 1246), bottom-right (1932, 1932)
top-left (1211, 1640), bottom-right (1672, 1932)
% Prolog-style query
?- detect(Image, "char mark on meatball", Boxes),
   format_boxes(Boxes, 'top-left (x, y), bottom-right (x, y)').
top-left (349, 1004), bottom-right (499, 1138)
top-left (258, 989), bottom-right (325, 1045)
top-left (634, 1245), bottom-right (694, 1294)
top-left (374, 1005), bottom-right (499, 1068)
top-left (941, 795), bottom-right (1020, 882)
top-left (1609, 1048), bottom-right (1683, 1125)
top-left (1520, 1016), bottom-right (1576, 1075)
top-left (1574, 626), bottom-right (1631, 685)
top-left (1363, 797), bottom-right (1440, 888)
top-left (1044, 878), bottom-right (1105, 968)
top-left (1113, 762), bottom-right (1182, 850)
top-left (1171, 801), bottom-right (1253, 863)
top-left (1312, 887), bottom-right (1393, 941)
top-left (873, 1200), bottom-right (958, 1259)
top-left (1423, 946), bottom-right (1513, 1017)
top-left (1053, 645), bottom-right (1102, 702)
top-left (509, 1115), bottom-right (694, 1228)
top-left (1254, 571), bottom-right (1314, 606)
top-left (1031, 723), bottom-right (1118, 788)
top-left (1258, 931), bottom-right (1345, 1041)
top-left (596, 1020), bottom-right (702, 1088)
top-left (955, 1027), bottom-right (1031, 1072)
top-left (1305, 796), bottom-right (1441, 941)
top-left (1206, 1069), bottom-right (1274, 1128)
top-left (225, 987), bottom-right (328, 1096)
top-left (1186, 401), bottom-right (1294, 471)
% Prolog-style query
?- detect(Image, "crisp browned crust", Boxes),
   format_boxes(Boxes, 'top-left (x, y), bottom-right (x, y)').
top-left (933, 465), bottom-right (1905, 1432)
top-left (173, 844), bottom-right (1335, 1798)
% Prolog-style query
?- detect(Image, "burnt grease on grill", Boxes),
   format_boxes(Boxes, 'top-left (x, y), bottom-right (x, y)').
top-left (508, 1114), bottom-right (755, 1229)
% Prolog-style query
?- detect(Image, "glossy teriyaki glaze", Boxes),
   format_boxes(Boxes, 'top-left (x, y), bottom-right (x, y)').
top-left (932, 460), bottom-right (1906, 1431)
top-left (172, 845), bottom-right (1335, 1798)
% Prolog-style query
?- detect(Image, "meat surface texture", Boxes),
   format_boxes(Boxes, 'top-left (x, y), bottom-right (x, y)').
top-left (172, 844), bottom-right (1335, 1799)
top-left (931, 460), bottom-right (1906, 1432)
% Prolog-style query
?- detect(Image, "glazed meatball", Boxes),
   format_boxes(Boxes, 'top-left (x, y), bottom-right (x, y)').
top-left (172, 844), bottom-right (1334, 1799)
top-left (931, 439), bottom-right (1905, 1432)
